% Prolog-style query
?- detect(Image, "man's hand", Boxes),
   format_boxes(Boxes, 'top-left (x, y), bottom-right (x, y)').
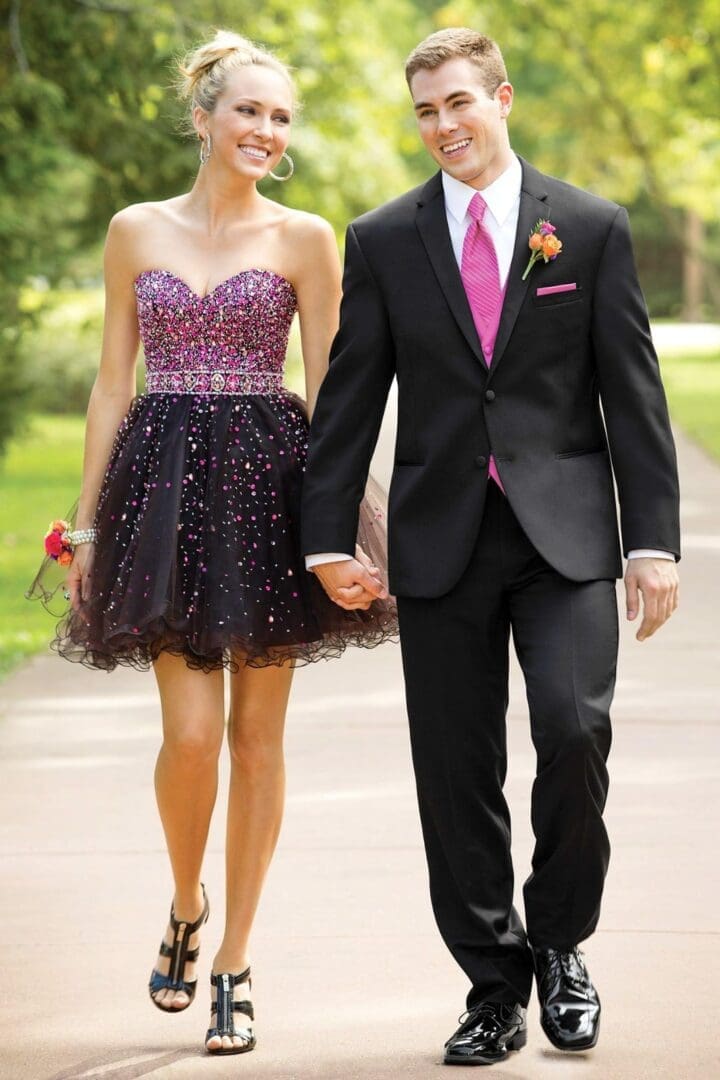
top-left (312, 557), bottom-right (389, 611)
top-left (625, 557), bottom-right (679, 641)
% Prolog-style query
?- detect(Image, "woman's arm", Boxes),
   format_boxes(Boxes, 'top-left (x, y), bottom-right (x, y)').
top-left (67, 210), bottom-right (141, 607)
top-left (291, 215), bottom-right (342, 420)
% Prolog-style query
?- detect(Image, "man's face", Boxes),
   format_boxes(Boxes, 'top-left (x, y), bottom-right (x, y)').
top-left (411, 58), bottom-right (513, 188)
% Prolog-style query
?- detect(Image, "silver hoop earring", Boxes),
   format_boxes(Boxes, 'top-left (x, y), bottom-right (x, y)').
top-left (199, 133), bottom-right (212, 166)
top-left (270, 152), bottom-right (294, 182)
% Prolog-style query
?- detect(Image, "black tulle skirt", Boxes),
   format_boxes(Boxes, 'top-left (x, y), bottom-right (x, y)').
top-left (28, 390), bottom-right (398, 671)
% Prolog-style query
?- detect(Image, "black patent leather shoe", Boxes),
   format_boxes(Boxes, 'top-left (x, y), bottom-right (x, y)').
top-left (443, 1002), bottom-right (527, 1066)
top-left (532, 946), bottom-right (600, 1051)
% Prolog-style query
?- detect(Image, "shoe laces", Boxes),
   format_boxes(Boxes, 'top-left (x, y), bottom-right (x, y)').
top-left (457, 1001), bottom-right (515, 1030)
top-left (542, 947), bottom-right (587, 996)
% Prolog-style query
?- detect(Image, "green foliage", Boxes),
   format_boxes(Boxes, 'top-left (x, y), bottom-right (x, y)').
top-left (661, 351), bottom-right (720, 459)
top-left (432, 0), bottom-right (720, 219)
top-left (0, 0), bottom-right (420, 452)
top-left (0, 414), bottom-right (85, 679)
top-left (430, 0), bottom-right (720, 313)
top-left (0, 66), bottom-right (88, 449)
top-left (1, 0), bottom-right (718, 449)
top-left (21, 285), bottom-right (106, 413)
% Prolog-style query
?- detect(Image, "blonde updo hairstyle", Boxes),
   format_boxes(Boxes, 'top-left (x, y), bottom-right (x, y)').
top-left (177, 29), bottom-right (296, 132)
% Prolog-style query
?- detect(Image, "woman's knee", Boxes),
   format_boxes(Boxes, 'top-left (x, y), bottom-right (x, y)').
top-left (162, 716), bottom-right (224, 765)
top-left (227, 712), bottom-right (284, 776)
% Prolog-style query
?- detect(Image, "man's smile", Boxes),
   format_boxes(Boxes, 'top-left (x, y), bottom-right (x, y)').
top-left (440, 137), bottom-right (472, 158)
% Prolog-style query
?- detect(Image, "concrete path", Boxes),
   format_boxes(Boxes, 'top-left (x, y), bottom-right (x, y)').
top-left (649, 321), bottom-right (720, 355)
top-left (2, 420), bottom-right (719, 1080)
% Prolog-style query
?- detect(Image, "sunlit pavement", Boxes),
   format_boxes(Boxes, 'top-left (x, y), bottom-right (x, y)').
top-left (2, 370), bottom-right (719, 1077)
top-left (650, 321), bottom-right (720, 355)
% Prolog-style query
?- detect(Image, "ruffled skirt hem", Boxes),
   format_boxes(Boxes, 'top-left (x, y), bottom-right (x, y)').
top-left (49, 613), bottom-right (399, 673)
top-left (27, 392), bottom-right (399, 674)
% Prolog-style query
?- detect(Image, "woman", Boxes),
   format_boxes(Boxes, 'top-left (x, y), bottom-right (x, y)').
top-left (31, 30), bottom-right (396, 1055)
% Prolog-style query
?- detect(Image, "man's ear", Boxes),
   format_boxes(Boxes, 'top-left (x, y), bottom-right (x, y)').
top-left (496, 82), bottom-right (513, 119)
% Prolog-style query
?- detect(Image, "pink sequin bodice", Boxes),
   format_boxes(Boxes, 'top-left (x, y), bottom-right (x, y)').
top-left (134, 268), bottom-right (297, 395)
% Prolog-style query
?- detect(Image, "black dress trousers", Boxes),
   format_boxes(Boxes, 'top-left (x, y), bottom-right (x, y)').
top-left (397, 483), bottom-right (618, 1007)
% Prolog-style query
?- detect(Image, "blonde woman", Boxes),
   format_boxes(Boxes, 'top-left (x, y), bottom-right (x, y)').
top-left (38, 30), bottom-right (396, 1055)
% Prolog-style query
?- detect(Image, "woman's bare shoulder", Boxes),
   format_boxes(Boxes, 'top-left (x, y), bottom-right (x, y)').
top-left (108, 196), bottom-right (185, 237)
top-left (280, 206), bottom-right (336, 245)
top-left (105, 198), bottom-right (188, 278)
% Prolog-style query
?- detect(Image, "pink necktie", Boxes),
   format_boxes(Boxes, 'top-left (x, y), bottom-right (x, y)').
top-left (460, 192), bottom-right (505, 492)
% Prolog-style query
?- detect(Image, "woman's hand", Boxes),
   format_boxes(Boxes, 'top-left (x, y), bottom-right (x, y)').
top-left (312, 557), bottom-right (388, 610)
top-left (66, 543), bottom-right (96, 611)
top-left (355, 543), bottom-right (383, 583)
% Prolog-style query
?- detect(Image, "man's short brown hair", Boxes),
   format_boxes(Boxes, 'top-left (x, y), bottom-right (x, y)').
top-left (405, 28), bottom-right (508, 96)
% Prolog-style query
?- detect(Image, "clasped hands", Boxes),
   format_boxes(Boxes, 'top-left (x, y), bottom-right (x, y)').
top-left (311, 545), bottom-right (389, 611)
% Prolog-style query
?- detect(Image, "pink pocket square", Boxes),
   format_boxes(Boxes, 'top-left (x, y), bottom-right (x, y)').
top-left (536, 283), bottom-right (577, 296)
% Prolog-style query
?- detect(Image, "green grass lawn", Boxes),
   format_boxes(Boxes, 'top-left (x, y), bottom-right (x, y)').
top-left (660, 351), bottom-right (720, 459)
top-left (0, 415), bottom-right (85, 678)
top-left (0, 351), bottom-right (717, 681)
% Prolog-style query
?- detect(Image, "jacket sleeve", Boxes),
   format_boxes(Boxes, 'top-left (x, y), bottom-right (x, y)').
top-left (300, 223), bottom-right (396, 556)
top-left (592, 206), bottom-right (681, 559)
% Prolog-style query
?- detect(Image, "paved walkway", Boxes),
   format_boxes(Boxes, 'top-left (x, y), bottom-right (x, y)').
top-left (2, 420), bottom-right (719, 1080)
top-left (649, 321), bottom-right (720, 355)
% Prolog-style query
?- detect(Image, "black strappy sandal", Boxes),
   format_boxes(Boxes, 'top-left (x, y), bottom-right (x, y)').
top-left (148, 884), bottom-right (209, 1012)
top-left (205, 968), bottom-right (256, 1055)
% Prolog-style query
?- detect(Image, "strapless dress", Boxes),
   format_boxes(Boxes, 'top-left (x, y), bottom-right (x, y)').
top-left (30, 268), bottom-right (397, 671)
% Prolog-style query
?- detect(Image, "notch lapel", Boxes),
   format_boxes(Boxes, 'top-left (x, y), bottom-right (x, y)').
top-left (490, 159), bottom-right (550, 377)
top-left (415, 173), bottom-right (484, 365)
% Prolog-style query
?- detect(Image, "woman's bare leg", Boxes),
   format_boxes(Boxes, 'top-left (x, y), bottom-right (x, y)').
top-left (206, 658), bottom-right (293, 1051)
top-left (151, 652), bottom-right (225, 1008)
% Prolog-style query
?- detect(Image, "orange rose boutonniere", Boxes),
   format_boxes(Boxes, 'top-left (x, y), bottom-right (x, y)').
top-left (522, 219), bottom-right (562, 280)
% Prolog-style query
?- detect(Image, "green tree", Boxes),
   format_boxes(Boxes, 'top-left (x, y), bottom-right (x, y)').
top-left (1, 0), bottom-right (419, 454)
top-left (429, 0), bottom-right (720, 310)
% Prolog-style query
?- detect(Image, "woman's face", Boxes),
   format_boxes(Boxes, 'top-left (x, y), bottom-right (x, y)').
top-left (195, 65), bottom-right (293, 180)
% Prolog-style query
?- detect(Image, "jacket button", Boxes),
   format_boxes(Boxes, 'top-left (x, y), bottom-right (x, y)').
top-left (485, 389), bottom-right (496, 402)
top-left (475, 455), bottom-right (487, 468)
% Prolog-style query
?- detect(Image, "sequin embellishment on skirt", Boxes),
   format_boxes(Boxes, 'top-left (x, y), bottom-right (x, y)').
top-left (29, 269), bottom-right (398, 671)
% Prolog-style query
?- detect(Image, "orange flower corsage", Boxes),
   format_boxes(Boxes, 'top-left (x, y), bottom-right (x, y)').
top-left (44, 520), bottom-right (74, 566)
top-left (522, 219), bottom-right (562, 280)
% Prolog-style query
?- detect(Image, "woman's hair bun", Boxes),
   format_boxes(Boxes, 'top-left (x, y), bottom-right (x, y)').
top-left (177, 29), bottom-right (295, 116)
top-left (178, 31), bottom-right (255, 100)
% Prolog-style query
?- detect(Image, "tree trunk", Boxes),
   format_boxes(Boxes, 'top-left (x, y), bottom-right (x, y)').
top-left (682, 210), bottom-right (704, 322)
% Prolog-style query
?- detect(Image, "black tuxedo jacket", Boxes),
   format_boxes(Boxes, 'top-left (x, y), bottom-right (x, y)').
top-left (301, 158), bottom-right (680, 598)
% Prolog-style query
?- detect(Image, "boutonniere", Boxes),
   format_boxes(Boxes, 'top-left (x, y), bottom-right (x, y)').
top-left (522, 219), bottom-right (562, 280)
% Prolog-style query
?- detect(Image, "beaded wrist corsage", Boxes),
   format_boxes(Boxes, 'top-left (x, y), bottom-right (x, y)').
top-left (67, 527), bottom-right (97, 547)
top-left (43, 520), bottom-right (96, 565)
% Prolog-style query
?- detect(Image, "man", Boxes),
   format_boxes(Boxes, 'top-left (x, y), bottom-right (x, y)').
top-left (301, 28), bottom-right (680, 1066)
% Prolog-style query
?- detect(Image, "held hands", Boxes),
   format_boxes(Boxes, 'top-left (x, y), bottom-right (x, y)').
top-left (312, 546), bottom-right (389, 611)
top-left (624, 557), bottom-right (679, 642)
top-left (65, 543), bottom-right (95, 612)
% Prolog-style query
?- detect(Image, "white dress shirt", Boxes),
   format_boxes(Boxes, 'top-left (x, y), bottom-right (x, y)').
top-left (442, 154), bottom-right (521, 288)
top-left (306, 156), bottom-right (672, 568)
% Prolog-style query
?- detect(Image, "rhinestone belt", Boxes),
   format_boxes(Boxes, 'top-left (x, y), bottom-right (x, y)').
top-left (145, 369), bottom-right (285, 395)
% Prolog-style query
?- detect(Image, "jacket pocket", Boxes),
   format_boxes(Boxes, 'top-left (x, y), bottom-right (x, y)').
top-left (555, 447), bottom-right (607, 459)
top-left (532, 285), bottom-right (584, 308)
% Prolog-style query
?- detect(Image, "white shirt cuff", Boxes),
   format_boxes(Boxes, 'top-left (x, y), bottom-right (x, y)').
top-left (305, 552), bottom-right (354, 570)
top-left (627, 549), bottom-right (675, 561)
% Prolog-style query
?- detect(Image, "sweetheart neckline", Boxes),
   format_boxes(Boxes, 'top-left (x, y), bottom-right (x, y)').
top-left (133, 267), bottom-right (297, 302)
